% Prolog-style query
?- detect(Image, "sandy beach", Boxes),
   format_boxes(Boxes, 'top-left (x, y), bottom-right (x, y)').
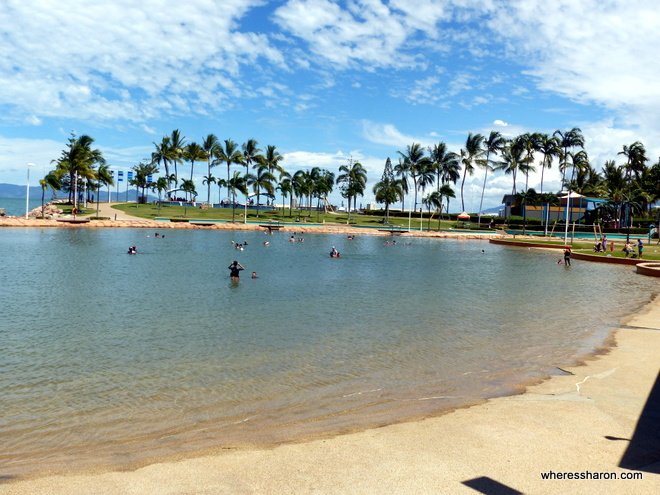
top-left (2, 299), bottom-right (659, 494)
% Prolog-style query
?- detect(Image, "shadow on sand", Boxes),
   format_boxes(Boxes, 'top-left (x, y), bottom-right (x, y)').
top-left (618, 371), bottom-right (660, 473)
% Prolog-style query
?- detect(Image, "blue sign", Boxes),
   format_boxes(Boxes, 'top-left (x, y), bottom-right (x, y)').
top-left (147, 175), bottom-right (153, 183)
top-left (118, 171), bottom-right (123, 182)
top-left (127, 171), bottom-right (133, 180)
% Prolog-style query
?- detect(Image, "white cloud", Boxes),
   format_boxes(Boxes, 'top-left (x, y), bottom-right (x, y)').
top-left (0, 0), bottom-right (282, 123)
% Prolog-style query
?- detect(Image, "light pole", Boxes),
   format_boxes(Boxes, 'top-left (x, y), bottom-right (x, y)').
top-left (25, 163), bottom-right (35, 219)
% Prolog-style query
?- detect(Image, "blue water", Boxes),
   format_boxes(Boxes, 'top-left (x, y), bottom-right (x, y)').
top-left (1, 228), bottom-right (657, 477)
top-left (0, 197), bottom-right (45, 216)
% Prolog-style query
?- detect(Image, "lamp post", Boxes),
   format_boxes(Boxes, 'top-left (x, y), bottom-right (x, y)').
top-left (25, 163), bottom-right (36, 219)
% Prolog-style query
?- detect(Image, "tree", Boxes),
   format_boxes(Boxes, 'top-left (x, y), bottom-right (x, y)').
top-left (179, 178), bottom-right (197, 202)
top-left (52, 133), bottom-right (105, 207)
top-left (264, 145), bottom-right (285, 177)
top-left (227, 171), bottom-right (248, 222)
top-left (247, 163), bottom-right (276, 217)
top-left (519, 132), bottom-right (540, 192)
top-left (130, 161), bottom-right (159, 204)
top-left (536, 133), bottom-right (560, 194)
top-left (515, 188), bottom-right (539, 233)
top-left (184, 142), bottom-right (206, 182)
top-left (39, 171), bottom-right (62, 218)
top-left (437, 183), bottom-right (455, 221)
top-left (95, 164), bottom-right (114, 216)
top-left (311, 167), bottom-right (335, 218)
top-left (393, 158), bottom-right (410, 212)
top-left (168, 129), bottom-right (186, 181)
top-left (203, 175), bottom-right (216, 205)
top-left (372, 157), bottom-right (403, 222)
top-left (477, 131), bottom-right (506, 225)
top-left (336, 159), bottom-right (367, 224)
top-left (423, 190), bottom-right (443, 230)
top-left (242, 139), bottom-right (263, 174)
top-left (292, 169), bottom-right (312, 215)
top-left (152, 136), bottom-right (172, 186)
top-left (554, 127), bottom-right (584, 186)
top-left (277, 172), bottom-right (293, 217)
top-left (154, 176), bottom-right (169, 213)
top-left (458, 133), bottom-right (485, 212)
top-left (217, 139), bottom-right (244, 201)
top-left (202, 134), bottom-right (221, 202)
top-left (495, 137), bottom-right (526, 196)
top-left (397, 143), bottom-right (431, 213)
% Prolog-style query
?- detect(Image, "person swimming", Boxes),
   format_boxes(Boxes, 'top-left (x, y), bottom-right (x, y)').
top-left (330, 246), bottom-right (340, 257)
top-left (228, 260), bottom-right (245, 281)
top-left (127, 246), bottom-right (137, 254)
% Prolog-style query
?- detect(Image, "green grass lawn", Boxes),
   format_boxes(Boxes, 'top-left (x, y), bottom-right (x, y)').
top-left (500, 237), bottom-right (660, 261)
top-left (109, 202), bottom-right (493, 231)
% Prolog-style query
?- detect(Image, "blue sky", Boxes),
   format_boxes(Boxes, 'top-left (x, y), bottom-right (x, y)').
top-left (1, 0), bottom-right (658, 211)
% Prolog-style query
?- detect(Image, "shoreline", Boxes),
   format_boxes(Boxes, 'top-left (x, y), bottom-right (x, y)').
top-left (0, 216), bottom-right (501, 239)
top-left (2, 296), bottom-right (658, 493)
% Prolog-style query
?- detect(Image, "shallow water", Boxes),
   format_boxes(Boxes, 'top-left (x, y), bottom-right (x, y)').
top-left (0, 228), bottom-right (657, 476)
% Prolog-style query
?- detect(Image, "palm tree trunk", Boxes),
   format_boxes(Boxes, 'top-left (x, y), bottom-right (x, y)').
top-left (478, 169), bottom-right (488, 225)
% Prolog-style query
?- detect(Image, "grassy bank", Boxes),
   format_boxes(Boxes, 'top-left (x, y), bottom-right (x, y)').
top-left (108, 202), bottom-right (493, 231)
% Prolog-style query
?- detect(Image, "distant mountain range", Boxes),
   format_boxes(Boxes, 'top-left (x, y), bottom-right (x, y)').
top-left (0, 183), bottom-right (154, 202)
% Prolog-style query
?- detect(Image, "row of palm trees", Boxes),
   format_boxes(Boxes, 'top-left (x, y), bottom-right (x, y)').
top-left (42, 128), bottom-right (660, 227)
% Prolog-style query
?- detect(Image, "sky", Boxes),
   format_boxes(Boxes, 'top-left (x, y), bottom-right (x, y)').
top-left (1, 0), bottom-right (659, 212)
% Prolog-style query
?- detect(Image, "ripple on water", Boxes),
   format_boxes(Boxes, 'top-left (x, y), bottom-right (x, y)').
top-left (0, 228), bottom-right (657, 476)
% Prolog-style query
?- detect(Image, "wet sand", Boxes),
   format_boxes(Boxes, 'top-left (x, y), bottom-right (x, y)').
top-left (2, 298), bottom-right (659, 494)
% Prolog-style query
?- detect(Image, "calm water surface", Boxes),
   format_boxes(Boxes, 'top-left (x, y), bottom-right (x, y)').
top-left (1, 227), bottom-right (657, 476)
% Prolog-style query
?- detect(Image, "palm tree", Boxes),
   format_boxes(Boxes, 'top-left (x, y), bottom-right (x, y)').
top-left (292, 170), bottom-right (312, 215)
top-left (423, 190), bottom-right (444, 230)
top-left (202, 134), bottom-right (221, 202)
top-left (458, 133), bottom-right (485, 212)
top-left (277, 172), bottom-right (293, 217)
top-left (203, 175), bottom-right (216, 205)
top-left (397, 143), bottom-right (431, 213)
top-left (247, 163), bottom-right (276, 217)
top-left (536, 133), bottom-right (560, 194)
top-left (95, 164), bottom-right (114, 216)
top-left (154, 176), bottom-right (168, 213)
top-left (52, 133), bottom-right (105, 208)
top-left (515, 188), bottom-right (539, 234)
top-left (130, 161), bottom-right (159, 204)
top-left (495, 137), bottom-right (526, 196)
top-left (263, 145), bottom-right (285, 177)
top-left (168, 130), bottom-right (186, 181)
top-left (336, 159), bottom-right (367, 224)
top-left (393, 158), bottom-right (410, 212)
top-left (227, 171), bottom-right (248, 222)
top-left (311, 167), bottom-right (335, 218)
top-left (438, 183), bottom-right (455, 221)
top-left (152, 137), bottom-right (172, 185)
top-left (554, 127), bottom-right (584, 186)
top-left (478, 131), bottom-right (506, 225)
top-left (217, 139), bottom-right (244, 201)
top-left (242, 139), bottom-right (263, 173)
top-left (184, 142), bottom-right (206, 182)
top-left (39, 171), bottom-right (62, 218)
top-left (179, 178), bottom-right (197, 202)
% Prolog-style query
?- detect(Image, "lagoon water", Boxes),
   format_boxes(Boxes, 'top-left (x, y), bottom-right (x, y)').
top-left (1, 227), bottom-right (658, 476)
top-left (0, 197), bottom-right (45, 217)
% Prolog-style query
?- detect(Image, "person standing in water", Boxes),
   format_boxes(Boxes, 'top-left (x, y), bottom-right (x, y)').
top-left (563, 246), bottom-right (572, 266)
top-left (228, 260), bottom-right (245, 281)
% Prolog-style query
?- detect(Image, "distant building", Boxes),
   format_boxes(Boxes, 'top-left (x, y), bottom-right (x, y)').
top-left (501, 193), bottom-right (608, 223)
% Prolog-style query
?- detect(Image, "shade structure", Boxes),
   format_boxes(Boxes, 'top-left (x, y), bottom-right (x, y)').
top-left (457, 211), bottom-right (471, 220)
